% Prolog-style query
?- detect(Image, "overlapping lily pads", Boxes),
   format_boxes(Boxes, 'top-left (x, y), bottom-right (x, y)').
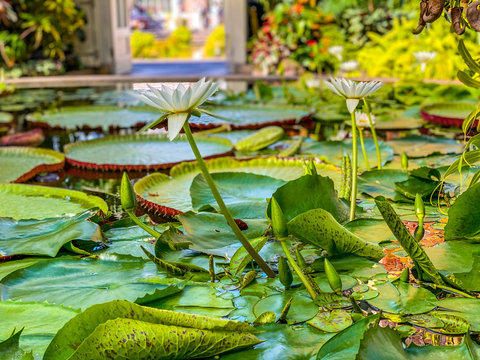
top-left (134, 157), bottom-right (341, 218)
top-left (0, 147), bottom-right (65, 183)
top-left (64, 134), bottom-right (233, 171)
top-left (27, 105), bottom-right (161, 132)
top-left (0, 184), bottom-right (108, 220)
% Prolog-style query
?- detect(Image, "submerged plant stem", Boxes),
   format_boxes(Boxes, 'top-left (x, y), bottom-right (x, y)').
top-left (126, 210), bottom-right (162, 239)
top-left (279, 240), bottom-right (317, 300)
top-left (183, 121), bottom-right (275, 278)
top-left (363, 99), bottom-right (382, 169)
top-left (358, 128), bottom-right (370, 171)
top-left (350, 111), bottom-right (358, 221)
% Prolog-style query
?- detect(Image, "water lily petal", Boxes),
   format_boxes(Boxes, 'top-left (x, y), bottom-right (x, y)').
top-left (346, 99), bottom-right (360, 113)
top-left (167, 112), bottom-right (189, 141)
top-left (325, 80), bottom-right (342, 97)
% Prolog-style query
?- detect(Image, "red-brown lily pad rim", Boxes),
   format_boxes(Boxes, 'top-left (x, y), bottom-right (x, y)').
top-left (420, 102), bottom-right (479, 128)
top-left (64, 133), bottom-right (234, 172)
top-left (0, 147), bottom-right (65, 183)
top-left (134, 156), bottom-right (339, 219)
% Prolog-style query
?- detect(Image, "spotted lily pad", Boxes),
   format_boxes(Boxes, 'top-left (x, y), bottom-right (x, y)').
top-left (307, 310), bottom-right (353, 333)
top-left (253, 293), bottom-right (318, 324)
top-left (27, 105), bottom-right (160, 132)
top-left (134, 157), bottom-right (341, 218)
top-left (0, 147), bottom-right (65, 183)
top-left (0, 184), bottom-right (108, 220)
top-left (64, 134), bottom-right (233, 171)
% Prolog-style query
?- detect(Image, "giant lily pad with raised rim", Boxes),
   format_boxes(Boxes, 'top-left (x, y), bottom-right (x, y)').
top-left (420, 102), bottom-right (477, 127)
top-left (0, 147), bottom-right (65, 183)
top-left (64, 134), bottom-right (233, 171)
top-left (190, 104), bottom-right (312, 130)
top-left (26, 105), bottom-right (161, 132)
top-left (134, 157), bottom-right (341, 218)
top-left (387, 136), bottom-right (463, 158)
top-left (0, 184), bottom-right (108, 220)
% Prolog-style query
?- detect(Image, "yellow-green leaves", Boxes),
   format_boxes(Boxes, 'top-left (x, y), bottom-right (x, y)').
top-left (44, 300), bottom-right (261, 360)
top-left (271, 197), bottom-right (288, 240)
top-left (414, 193), bottom-right (425, 241)
top-left (324, 258), bottom-right (342, 294)
top-left (121, 172), bottom-right (136, 213)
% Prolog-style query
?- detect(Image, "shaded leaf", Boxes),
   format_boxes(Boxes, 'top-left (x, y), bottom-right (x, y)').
top-left (0, 329), bottom-right (34, 360)
top-left (307, 310), bottom-right (353, 333)
top-left (230, 237), bottom-right (268, 276)
top-left (445, 182), bottom-right (480, 240)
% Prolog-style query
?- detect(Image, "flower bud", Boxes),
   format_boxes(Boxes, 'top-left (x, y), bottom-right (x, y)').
top-left (401, 152), bottom-right (409, 171)
top-left (324, 258), bottom-right (342, 294)
top-left (271, 197), bottom-right (288, 240)
top-left (278, 256), bottom-right (293, 289)
top-left (121, 172), bottom-right (136, 212)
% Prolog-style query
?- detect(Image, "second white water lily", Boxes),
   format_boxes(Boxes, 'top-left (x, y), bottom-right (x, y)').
top-left (325, 78), bottom-right (383, 113)
top-left (135, 78), bottom-right (218, 140)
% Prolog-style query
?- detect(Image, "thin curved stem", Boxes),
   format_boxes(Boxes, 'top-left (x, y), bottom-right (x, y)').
top-left (358, 128), bottom-right (370, 171)
top-left (350, 111), bottom-right (358, 221)
top-left (363, 99), bottom-right (382, 170)
top-left (279, 241), bottom-right (317, 300)
top-left (183, 121), bottom-right (275, 278)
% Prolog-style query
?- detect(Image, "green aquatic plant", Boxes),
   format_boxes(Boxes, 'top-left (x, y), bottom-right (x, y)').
top-left (133, 79), bottom-right (275, 277)
top-left (325, 78), bottom-right (383, 220)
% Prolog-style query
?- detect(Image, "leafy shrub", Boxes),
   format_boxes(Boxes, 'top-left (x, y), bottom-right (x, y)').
top-left (131, 27), bottom-right (192, 59)
top-left (204, 25), bottom-right (225, 57)
top-left (356, 17), bottom-right (480, 80)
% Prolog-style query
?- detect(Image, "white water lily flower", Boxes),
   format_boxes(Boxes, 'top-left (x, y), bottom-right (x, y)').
top-left (134, 78), bottom-right (218, 140)
top-left (413, 51), bottom-right (437, 72)
top-left (355, 111), bottom-right (375, 128)
top-left (328, 45), bottom-right (344, 61)
top-left (339, 60), bottom-right (360, 73)
top-left (325, 78), bottom-right (383, 113)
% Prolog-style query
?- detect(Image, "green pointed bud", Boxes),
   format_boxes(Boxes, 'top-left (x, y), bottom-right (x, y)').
top-left (415, 193), bottom-right (425, 221)
top-left (324, 258), bottom-right (342, 294)
top-left (399, 267), bottom-right (410, 282)
top-left (304, 159), bottom-right (317, 175)
top-left (278, 256), bottom-right (293, 289)
top-left (295, 249), bottom-right (307, 269)
top-left (121, 172), bottom-right (136, 212)
top-left (271, 197), bottom-right (288, 240)
top-left (401, 152), bottom-right (409, 171)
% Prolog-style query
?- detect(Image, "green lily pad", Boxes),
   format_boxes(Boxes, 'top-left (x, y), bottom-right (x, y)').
top-left (1, 256), bottom-right (183, 310)
top-left (253, 292), bottom-right (318, 324)
top-left (64, 134), bottom-right (233, 171)
top-left (0, 258), bottom-right (45, 282)
top-left (301, 138), bottom-right (394, 168)
top-left (27, 105), bottom-right (161, 131)
top-left (0, 147), bottom-right (65, 183)
top-left (0, 301), bottom-right (79, 360)
top-left (311, 254), bottom-right (387, 281)
top-left (387, 136), bottom-right (463, 158)
top-left (0, 184), bottom-right (108, 220)
top-left (420, 102), bottom-right (476, 122)
top-left (135, 157), bottom-right (341, 217)
top-left (307, 309), bottom-right (353, 333)
top-left (445, 182), bottom-right (480, 240)
top-left (266, 174), bottom-right (349, 223)
top-left (0, 329), bottom-right (33, 360)
top-left (190, 172), bottom-right (286, 219)
top-left (435, 298), bottom-right (480, 331)
top-left (358, 170), bottom-right (409, 200)
top-left (178, 211), bottom-right (268, 252)
top-left (191, 104), bottom-right (311, 129)
top-left (344, 219), bottom-right (396, 244)
top-left (0, 211), bottom-right (100, 257)
top-left (367, 282), bottom-right (437, 315)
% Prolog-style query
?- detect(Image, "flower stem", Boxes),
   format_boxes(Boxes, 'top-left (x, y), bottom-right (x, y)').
top-left (350, 111), bottom-right (358, 221)
top-left (363, 99), bottom-right (382, 170)
top-left (358, 128), bottom-right (370, 171)
top-left (279, 240), bottom-right (317, 300)
top-left (183, 122), bottom-right (275, 278)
